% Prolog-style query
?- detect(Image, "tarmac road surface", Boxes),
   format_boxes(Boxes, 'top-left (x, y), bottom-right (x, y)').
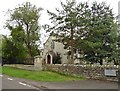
top-left (0, 74), bottom-right (119, 91)
top-left (1, 74), bottom-right (39, 90)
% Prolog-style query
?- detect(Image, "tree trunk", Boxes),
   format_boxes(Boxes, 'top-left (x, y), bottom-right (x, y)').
top-left (27, 44), bottom-right (34, 64)
top-left (25, 23), bottom-right (33, 64)
top-left (70, 44), bottom-right (74, 64)
top-left (100, 59), bottom-right (103, 65)
top-left (70, 27), bottom-right (74, 64)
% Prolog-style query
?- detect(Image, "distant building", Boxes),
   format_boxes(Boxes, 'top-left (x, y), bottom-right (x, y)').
top-left (42, 35), bottom-right (83, 64)
top-left (42, 36), bottom-right (68, 64)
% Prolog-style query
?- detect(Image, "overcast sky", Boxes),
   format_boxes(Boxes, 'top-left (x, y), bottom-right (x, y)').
top-left (0, 0), bottom-right (120, 44)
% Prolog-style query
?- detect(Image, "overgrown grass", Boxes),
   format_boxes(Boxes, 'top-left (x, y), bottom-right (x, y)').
top-left (2, 66), bottom-right (85, 82)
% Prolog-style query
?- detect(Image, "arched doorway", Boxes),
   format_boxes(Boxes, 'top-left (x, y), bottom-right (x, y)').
top-left (47, 55), bottom-right (51, 64)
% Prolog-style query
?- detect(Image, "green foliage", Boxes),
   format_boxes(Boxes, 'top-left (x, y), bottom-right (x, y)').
top-left (47, 0), bottom-right (89, 39)
top-left (2, 35), bottom-right (27, 64)
top-left (46, 0), bottom-right (118, 64)
top-left (4, 2), bottom-right (42, 64)
top-left (53, 52), bottom-right (61, 64)
top-left (7, 2), bottom-right (42, 58)
top-left (46, 0), bottom-right (89, 63)
top-left (81, 2), bottom-right (118, 64)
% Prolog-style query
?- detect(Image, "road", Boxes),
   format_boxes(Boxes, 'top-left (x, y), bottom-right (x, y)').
top-left (1, 74), bottom-right (39, 90)
top-left (0, 74), bottom-right (119, 91)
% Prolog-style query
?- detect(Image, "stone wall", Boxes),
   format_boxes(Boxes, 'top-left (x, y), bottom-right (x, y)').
top-left (43, 64), bottom-right (119, 82)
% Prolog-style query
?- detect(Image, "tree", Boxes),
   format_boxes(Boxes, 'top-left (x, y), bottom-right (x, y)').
top-left (46, 0), bottom-right (89, 64)
top-left (2, 36), bottom-right (17, 64)
top-left (45, 0), bottom-right (118, 65)
top-left (2, 34), bottom-right (27, 64)
top-left (76, 2), bottom-right (118, 65)
top-left (7, 2), bottom-right (42, 59)
top-left (114, 25), bottom-right (120, 65)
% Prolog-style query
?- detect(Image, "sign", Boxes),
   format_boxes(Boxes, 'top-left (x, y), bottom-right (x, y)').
top-left (104, 69), bottom-right (117, 77)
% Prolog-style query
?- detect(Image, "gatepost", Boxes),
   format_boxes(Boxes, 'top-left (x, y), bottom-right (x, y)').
top-left (34, 55), bottom-right (43, 70)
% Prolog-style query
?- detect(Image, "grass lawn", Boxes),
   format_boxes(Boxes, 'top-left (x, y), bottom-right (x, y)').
top-left (2, 66), bottom-right (85, 82)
